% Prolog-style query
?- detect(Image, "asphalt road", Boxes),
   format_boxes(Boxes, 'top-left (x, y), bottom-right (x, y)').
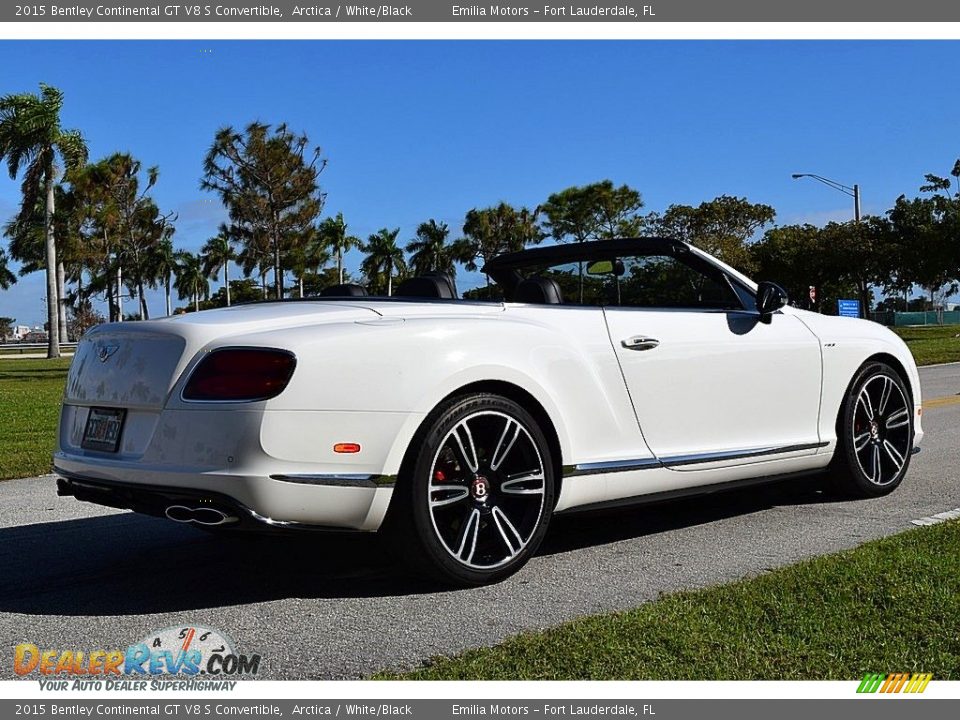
top-left (1, 364), bottom-right (958, 680)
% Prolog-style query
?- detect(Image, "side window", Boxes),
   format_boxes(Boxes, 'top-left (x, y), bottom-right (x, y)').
top-left (513, 253), bottom-right (744, 310)
top-left (613, 254), bottom-right (743, 310)
top-left (520, 260), bottom-right (608, 306)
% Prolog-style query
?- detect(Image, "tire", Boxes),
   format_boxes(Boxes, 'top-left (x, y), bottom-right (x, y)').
top-left (830, 361), bottom-right (914, 498)
top-left (386, 393), bottom-right (556, 587)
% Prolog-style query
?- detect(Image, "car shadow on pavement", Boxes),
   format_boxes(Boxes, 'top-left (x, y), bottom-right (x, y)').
top-left (541, 473), bottom-right (844, 556)
top-left (0, 475), bottom-right (843, 616)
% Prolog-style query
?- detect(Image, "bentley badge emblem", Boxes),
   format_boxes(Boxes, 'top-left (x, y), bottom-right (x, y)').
top-left (97, 344), bottom-right (120, 363)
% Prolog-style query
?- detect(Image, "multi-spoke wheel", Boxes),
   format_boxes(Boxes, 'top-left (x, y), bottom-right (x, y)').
top-left (831, 362), bottom-right (914, 497)
top-left (386, 393), bottom-right (556, 586)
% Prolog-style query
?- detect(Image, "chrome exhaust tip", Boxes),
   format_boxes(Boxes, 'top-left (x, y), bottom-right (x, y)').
top-left (165, 504), bottom-right (239, 526)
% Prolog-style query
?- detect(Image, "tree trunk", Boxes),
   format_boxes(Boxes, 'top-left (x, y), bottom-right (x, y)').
top-left (194, 288), bottom-right (199, 313)
top-left (138, 278), bottom-right (149, 320)
top-left (57, 260), bottom-right (68, 343)
top-left (224, 264), bottom-right (231, 307)
top-left (299, 275), bottom-right (304, 299)
top-left (273, 236), bottom-right (282, 299)
top-left (116, 262), bottom-right (123, 322)
top-left (338, 249), bottom-right (344, 285)
top-left (106, 270), bottom-right (115, 322)
top-left (44, 171), bottom-right (61, 359)
top-left (387, 263), bottom-right (393, 297)
top-left (165, 275), bottom-right (172, 317)
top-left (103, 230), bottom-right (116, 321)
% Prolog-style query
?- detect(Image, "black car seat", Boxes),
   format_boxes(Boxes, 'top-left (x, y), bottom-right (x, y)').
top-left (320, 284), bottom-right (368, 297)
top-left (395, 275), bottom-right (456, 299)
top-left (514, 277), bottom-right (563, 304)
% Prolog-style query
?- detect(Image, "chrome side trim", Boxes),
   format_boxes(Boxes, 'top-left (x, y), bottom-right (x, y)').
top-left (565, 458), bottom-right (661, 477)
top-left (269, 473), bottom-right (396, 488)
top-left (662, 442), bottom-right (828, 468)
top-left (563, 442), bottom-right (828, 477)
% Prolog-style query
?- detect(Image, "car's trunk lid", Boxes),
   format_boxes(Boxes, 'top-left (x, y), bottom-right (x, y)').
top-left (65, 302), bottom-right (379, 410)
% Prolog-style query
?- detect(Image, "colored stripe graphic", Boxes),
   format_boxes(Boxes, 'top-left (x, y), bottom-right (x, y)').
top-left (858, 672), bottom-right (932, 694)
top-left (907, 673), bottom-right (933, 693)
top-left (857, 673), bottom-right (885, 693)
top-left (182, 627), bottom-right (196, 652)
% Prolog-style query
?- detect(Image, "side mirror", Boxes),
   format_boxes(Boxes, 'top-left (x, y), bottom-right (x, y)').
top-left (756, 281), bottom-right (789, 322)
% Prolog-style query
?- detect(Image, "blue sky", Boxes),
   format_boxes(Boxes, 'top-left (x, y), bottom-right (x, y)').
top-left (1, 40), bottom-right (959, 325)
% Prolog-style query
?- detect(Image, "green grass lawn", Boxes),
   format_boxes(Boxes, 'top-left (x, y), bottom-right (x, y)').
top-left (380, 520), bottom-right (960, 680)
top-left (0, 346), bottom-right (73, 355)
top-left (0, 358), bottom-right (71, 480)
top-left (893, 325), bottom-right (960, 366)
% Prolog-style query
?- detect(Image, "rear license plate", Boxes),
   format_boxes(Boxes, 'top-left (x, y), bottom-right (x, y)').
top-left (81, 407), bottom-right (126, 452)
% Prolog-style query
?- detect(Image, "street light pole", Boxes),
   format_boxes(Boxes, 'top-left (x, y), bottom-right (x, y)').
top-left (792, 173), bottom-right (866, 318)
top-left (791, 173), bottom-right (861, 223)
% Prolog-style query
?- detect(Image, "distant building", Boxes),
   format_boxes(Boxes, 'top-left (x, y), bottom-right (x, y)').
top-left (22, 328), bottom-right (49, 343)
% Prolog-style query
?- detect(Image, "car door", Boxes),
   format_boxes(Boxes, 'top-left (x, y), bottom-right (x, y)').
top-left (600, 251), bottom-right (823, 469)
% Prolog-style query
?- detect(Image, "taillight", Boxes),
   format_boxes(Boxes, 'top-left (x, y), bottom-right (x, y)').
top-left (182, 348), bottom-right (296, 402)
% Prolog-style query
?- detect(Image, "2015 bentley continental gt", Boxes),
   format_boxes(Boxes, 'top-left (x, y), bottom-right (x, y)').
top-left (55, 238), bottom-right (923, 585)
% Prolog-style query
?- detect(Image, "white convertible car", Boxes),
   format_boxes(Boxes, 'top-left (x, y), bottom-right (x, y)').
top-left (55, 238), bottom-right (923, 585)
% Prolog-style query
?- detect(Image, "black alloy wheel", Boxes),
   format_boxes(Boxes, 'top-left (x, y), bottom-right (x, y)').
top-left (832, 362), bottom-right (914, 497)
top-left (387, 393), bottom-right (556, 586)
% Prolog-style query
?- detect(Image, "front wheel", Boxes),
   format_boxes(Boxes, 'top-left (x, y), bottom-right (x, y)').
top-left (387, 393), bottom-right (556, 586)
top-left (830, 362), bottom-right (914, 498)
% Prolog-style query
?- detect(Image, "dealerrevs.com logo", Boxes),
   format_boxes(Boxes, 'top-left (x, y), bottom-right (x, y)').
top-left (857, 673), bottom-right (933, 694)
top-left (14, 626), bottom-right (261, 691)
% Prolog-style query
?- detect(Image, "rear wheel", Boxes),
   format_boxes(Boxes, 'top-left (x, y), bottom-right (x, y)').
top-left (387, 393), bottom-right (556, 586)
top-left (831, 362), bottom-right (914, 497)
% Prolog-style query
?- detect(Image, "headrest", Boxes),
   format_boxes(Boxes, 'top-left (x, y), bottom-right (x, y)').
top-left (514, 277), bottom-right (563, 305)
top-left (320, 284), bottom-right (368, 297)
top-left (421, 271), bottom-right (457, 298)
top-left (395, 275), bottom-right (455, 299)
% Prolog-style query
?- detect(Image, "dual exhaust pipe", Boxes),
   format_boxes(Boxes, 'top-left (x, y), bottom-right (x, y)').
top-left (165, 504), bottom-right (239, 527)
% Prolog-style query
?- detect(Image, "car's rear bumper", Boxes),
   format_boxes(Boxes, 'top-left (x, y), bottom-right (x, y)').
top-left (53, 453), bottom-right (394, 532)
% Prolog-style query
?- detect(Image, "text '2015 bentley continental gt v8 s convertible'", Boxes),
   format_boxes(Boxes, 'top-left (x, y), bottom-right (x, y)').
top-left (55, 238), bottom-right (923, 585)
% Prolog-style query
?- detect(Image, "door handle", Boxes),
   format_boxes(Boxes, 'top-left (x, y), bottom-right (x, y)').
top-left (622, 336), bottom-right (660, 351)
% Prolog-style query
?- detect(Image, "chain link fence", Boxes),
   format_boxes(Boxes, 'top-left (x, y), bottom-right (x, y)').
top-left (870, 310), bottom-right (960, 326)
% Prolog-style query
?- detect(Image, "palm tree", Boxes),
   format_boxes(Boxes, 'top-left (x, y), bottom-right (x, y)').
top-left (174, 251), bottom-right (209, 312)
top-left (361, 228), bottom-right (406, 296)
top-left (318, 212), bottom-right (361, 285)
top-left (407, 219), bottom-right (459, 276)
top-left (304, 230), bottom-right (332, 283)
top-left (4, 186), bottom-right (90, 319)
top-left (0, 84), bottom-right (87, 357)
top-left (201, 227), bottom-right (237, 306)
top-left (148, 235), bottom-right (177, 316)
top-left (288, 229), bottom-right (331, 298)
top-left (0, 248), bottom-right (15, 290)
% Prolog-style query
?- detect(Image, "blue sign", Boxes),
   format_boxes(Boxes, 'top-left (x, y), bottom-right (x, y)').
top-left (838, 299), bottom-right (861, 318)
